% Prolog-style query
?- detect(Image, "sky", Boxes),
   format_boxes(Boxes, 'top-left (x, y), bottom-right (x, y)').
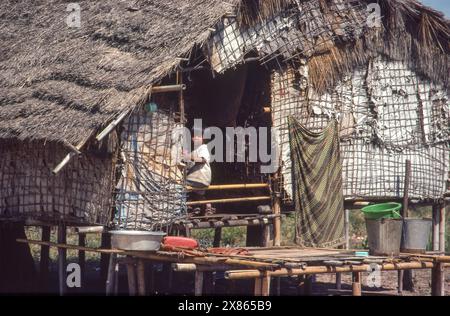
top-left (419, 0), bottom-right (450, 17)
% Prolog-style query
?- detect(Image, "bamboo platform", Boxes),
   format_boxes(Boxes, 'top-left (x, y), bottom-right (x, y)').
top-left (16, 239), bottom-right (449, 297)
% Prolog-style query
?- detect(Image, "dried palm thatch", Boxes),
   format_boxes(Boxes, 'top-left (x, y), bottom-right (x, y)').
top-left (0, 0), bottom-right (238, 147)
top-left (0, 0), bottom-right (448, 148)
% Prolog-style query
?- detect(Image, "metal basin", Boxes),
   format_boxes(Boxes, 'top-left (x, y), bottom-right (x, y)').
top-left (401, 218), bottom-right (432, 253)
top-left (110, 230), bottom-right (166, 251)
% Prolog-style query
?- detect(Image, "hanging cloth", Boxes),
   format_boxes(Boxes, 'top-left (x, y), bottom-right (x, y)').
top-left (288, 116), bottom-right (345, 248)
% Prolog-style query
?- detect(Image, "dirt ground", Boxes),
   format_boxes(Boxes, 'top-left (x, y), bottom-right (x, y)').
top-left (313, 269), bottom-right (449, 296)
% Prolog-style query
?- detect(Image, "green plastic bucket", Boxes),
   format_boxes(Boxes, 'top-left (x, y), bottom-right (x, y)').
top-left (361, 202), bottom-right (402, 220)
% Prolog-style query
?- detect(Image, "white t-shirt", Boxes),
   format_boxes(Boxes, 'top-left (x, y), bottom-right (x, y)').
top-left (186, 144), bottom-right (211, 187)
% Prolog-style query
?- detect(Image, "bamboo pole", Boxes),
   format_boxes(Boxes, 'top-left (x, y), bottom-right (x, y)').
top-left (225, 262), bottom-right (436, 280)
top-left (151, 84), bottom-right (186, 94)
top-left (187, 183), bottom-right (269, 191)
top-left (187, 196), bottom-right (271, 206)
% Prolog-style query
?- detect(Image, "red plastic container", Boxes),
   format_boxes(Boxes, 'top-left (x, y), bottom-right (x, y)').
top-left (162, 236), bottom-right (199, 249)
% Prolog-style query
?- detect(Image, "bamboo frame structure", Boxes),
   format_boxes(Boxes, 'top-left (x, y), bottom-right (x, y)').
top-left (17, 238), bottom-right (450, 296)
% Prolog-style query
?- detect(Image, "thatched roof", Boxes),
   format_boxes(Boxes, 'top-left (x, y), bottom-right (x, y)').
top-left (0, 0), bottom-right (448, 147)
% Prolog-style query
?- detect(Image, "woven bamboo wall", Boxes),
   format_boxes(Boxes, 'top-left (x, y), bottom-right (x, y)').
top-left (271, 58), bottom-right (449, 200)
top-left (0, 140), bottom-right (115, 225)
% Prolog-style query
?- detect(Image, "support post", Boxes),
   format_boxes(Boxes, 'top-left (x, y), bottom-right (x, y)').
top-left (397, 270), bottom-right (404, 295)
top-left (433, 204), bottom-right (441, 251)
top-left (213, 227), bottom-right (222, 248)
top-left (261, 272), bottom-right (271, 296)
top-left (261, 224), bottom-right (271, 247)
top-left (254, 277), bottom-right (262, 296)
top-left (344, 209), bottom-right (350, 250)
top-left (100, 232), bottom-right (111, 283)
top-left (352, 272), bottom-right (362, 296)
top-left (105, 253), bottom-right (117, 296)
top-left (57, 225), bottom-right (67, 296)
top-left (271, 170), bottom-right (282, 247)
top-left (78, 233), bottom-right (86, 286)
top-left (336, 273), bottom-right (342, 290)
top-left (39, 226), bottom-right (51, 290)
top-left (195, 271), bottom-right (204, 296)
top-left (137, 259), bottom-right (146, 296)
top-left (402, 160), bottom-right (414, 292)
top-left (431, 263), bottom-right (445, 296)
top-left (126, 258), bottom-right (137, 296)
top-left (439, 202), bottom-right (446, 253)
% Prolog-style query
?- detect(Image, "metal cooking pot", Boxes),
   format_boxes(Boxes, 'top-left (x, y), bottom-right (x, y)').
top-left (110, 230), bottom-right (166, 251)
